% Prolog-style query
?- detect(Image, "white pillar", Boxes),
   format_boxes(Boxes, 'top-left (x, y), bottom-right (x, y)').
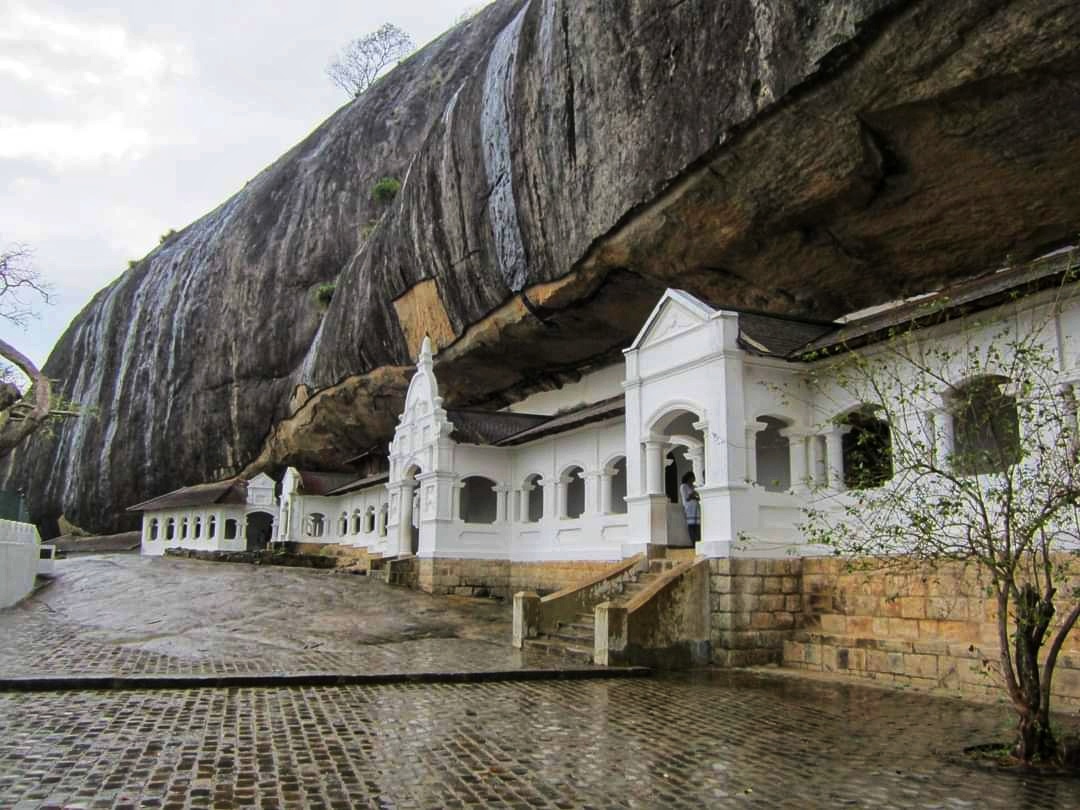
top-left (541, 477), bottom-right (558, 521)
top-left (931, 408), bottom-right (954, 469)
top-left (784, 430), bottom-right (809, 493)
top-left (644, 440), bottom-right (666, 495)
top-left (583, 470), bottom-right (602, 516)
top-left (494, 485), bottom-right (511, 522)
top-left (744, 426), bottom-right (758, 485)
top-left (686, 447), bottom-right (705, 487)
top-left (824, 427), bottom-right (847, 493)
top-left (599, 470), bottom-right (613, 515)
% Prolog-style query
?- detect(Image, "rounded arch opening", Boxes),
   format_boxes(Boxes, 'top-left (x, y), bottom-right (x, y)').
top-left (949, 375), bottom-right (1020, 475)
top-left (755, 415), bottom-right (791, 492)
top-left (245, 511), bottom-right (274, 551)
top-left (460, 476), bottom-right (498, 524)
top-left (561, 465), bottom-right (585, 519)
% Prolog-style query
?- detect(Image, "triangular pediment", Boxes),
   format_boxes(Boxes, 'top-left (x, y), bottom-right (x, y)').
top-left (629, 289), bottom-right (716, 350)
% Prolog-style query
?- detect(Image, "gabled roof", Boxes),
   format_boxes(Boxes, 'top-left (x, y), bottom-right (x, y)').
top-left (736, 312), bottom-right (837, 358)
top-left (497, 396), bottom-right (625, 446)
top-left (294, 470), bottom-right (361, 496)
top-left (324, 472), bottom-right (390, 497)
top-left (800, 247), bottom-right (1078, 356)
top-left (445, 409), bottom-right (550, 445)
top-left (128, 478), bottom-right (248, 512)
top-left (628, 289), bottom-right (717, 350)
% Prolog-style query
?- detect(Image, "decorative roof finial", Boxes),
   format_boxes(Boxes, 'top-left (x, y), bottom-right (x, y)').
top-left (419, 335), bottom-right (433, 368)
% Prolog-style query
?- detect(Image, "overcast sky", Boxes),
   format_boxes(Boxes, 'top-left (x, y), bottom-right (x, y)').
top-left (0, 0), bottom-right (487, 368)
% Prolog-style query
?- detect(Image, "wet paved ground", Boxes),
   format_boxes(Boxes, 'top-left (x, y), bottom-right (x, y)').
top-left (0, 555), bottom-right (564, 678)
top-left (3, 556), bottom-right (1080, 807)
top-left (3, 671), bottom-right (1080, 809)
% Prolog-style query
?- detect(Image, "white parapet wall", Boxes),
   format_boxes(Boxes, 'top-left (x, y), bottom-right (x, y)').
top-left (0, 518), bottom-right (42, 608)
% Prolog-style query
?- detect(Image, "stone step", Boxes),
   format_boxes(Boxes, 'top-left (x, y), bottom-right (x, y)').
top-left (551, 629), bottom-right (593, 644)
top-left (525, 638), bottom-right (594, 664)
top-left (562, 620), bottom-right (595, 634)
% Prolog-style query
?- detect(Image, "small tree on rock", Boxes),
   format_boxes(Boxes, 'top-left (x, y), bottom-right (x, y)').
top-left (327, 24), bottom-right (415, 98)
top-left (801, 254), bottom-right (1080, 763)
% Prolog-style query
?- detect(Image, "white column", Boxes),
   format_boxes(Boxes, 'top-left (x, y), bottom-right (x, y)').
top-left (599, 470), bottom-right (613, 515)
top-left (931, 408), bottom-right (954, 469)
top-left (744, 426), bottom-right (759, 485)
top-left (824, 427), bottom-right (848, 493)
top-left (583, 470), bottom-right (602, 516)
top-left (783, 430), bottom-right (809, 493)
top-left (686, 447), bottom-right (705, 486)
top-left (541, 477), bottom-right (558, 521)
top-left (494, 485), bottom-right (511, 522)
top-left (644, 440), bottom-right (666, 495)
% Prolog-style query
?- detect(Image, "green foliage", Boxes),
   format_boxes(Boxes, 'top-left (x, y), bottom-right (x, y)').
top-left (313, 282), bottom-right (336, 310)
top-left (371, 177), bottom-right (401, 205)
top-left (159, 228), bottom-right (177, 245)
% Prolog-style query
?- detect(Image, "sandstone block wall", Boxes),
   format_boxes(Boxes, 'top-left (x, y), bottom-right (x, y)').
top-left (785, 557), bottom-right (1080, 705)
top-left (412, 558), bottom-right (618, 601)
top-left (710, 558), bottom-right (803, 667)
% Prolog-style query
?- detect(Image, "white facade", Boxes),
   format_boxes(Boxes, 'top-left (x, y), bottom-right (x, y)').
top-left (0, 518), bottom-right (42, 607)
top-left (139, 273), bottom-right (1080, 566)
top-left (140, 473), bottom-right (277, 557)
top-left (277, 468), bottom-right (391, 552)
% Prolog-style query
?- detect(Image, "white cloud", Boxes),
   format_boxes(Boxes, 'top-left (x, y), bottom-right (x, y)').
top-left (0, 115), bottom-right (153, 167)
top-left (0, 1), bottom-right (191, 168)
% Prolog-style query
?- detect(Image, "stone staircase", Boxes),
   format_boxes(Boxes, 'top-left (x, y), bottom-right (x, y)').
top-left (523, 548), bottom-right (697, 664)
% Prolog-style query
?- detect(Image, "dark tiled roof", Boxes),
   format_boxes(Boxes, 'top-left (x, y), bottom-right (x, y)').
top-left (324, 472), bottom-right (390, 496)
top-left (800, 248), bottom-right (1079, 356)
top-left (296, 470), bottom-right (361, 496)
top-left (737, 312), bottom-right (837, 358)
top-left (445, 409), bottom-right (549, 445)
top-left (128, 479), bottom-right (248, 512)
top-left (498, 396), bottom-right (626, 446)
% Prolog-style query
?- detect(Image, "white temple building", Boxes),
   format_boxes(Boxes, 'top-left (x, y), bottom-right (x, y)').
top-left (135, 254), bottom-right (1080, 596)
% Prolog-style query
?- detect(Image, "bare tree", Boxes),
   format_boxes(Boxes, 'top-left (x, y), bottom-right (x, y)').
top-left (0, 245), bottom-right (69, 458)
top-left (326, 24), bottom-right (415, 98)
top-left (800, 254), bottom-right (1080, 763)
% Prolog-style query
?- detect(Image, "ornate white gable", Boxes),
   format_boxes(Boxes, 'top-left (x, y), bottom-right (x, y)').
top-left (246, 473), bottom-right (276, 507)
top-left (390, 337), bottom-right (453, 479)
top-left (629, 289), bottom-right (716, 350)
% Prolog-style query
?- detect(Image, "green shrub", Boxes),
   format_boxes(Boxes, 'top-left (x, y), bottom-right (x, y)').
top-left (313, 282), bottom-right (336, 309)
top-left (159, 228), bottom-right (177, 244)
top-left (371, 177), bottom-right (401, 204)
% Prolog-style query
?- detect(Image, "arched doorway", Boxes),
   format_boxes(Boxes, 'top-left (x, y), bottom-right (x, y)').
top-left (245, 511), bottom-right (274, 551)
top-left (649, 408), bottom-right (706, 548)
top-left (399, 464), bottom-right (421, 556)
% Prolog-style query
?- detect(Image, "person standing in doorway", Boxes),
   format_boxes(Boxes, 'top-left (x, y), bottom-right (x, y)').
top-left (680, 471), bottom-right (700, 545)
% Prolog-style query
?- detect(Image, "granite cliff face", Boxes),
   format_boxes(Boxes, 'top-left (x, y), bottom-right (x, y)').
top-left (7, 0), bottom-right (1080, 533)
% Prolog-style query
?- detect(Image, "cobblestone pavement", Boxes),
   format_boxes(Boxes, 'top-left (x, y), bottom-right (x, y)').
top-left (2, 670), bottom-right (1079, 809)
top-left (0, 556), bottom-right (568, 678)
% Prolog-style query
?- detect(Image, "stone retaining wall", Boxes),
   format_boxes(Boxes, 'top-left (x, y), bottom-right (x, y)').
top-left (411, 558), bottom-right (619, 601)
top-left (783, 557), bottom-right (1080, 705)
top-left (709, 558), bottom-right (803, 667)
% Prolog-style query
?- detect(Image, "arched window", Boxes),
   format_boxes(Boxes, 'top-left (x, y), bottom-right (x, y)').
top-left (149, 518), bottom-right (159, 541)
top-left (224, 518), bottom-right (238, 540)
top-left (460, 476), bottom-right (497, 524)
top-left (208, 515), bottom-right (217, 538)
top-left (951, 376), bottom-right (1021, 474)
top-left (379, 505), bottom-right (388, 537)
top-left (306, 513), bottom-right (326, 538)
top-left (352, 510), bottom-right (363, 535)
top-left (608, 457), bottom-right (628, 515)
top-left (166, 518), bottom-right (175, 540)
top-left (193, 517), bottom-right (202, 539)
top-left (338, 512), bottom-right (349, 537)
top-left (755, 416), bottom-right (791, 492)
top-left (365, 507), bottom-right (376, 533)
top-left (523, 474), bottom-right (543, 523)
top-left (841, 408), bottom-right (893, 489)
top-left (563, 466), bottom-right (585, 519)
top-left (180, 517), bottom-right (189, 539)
